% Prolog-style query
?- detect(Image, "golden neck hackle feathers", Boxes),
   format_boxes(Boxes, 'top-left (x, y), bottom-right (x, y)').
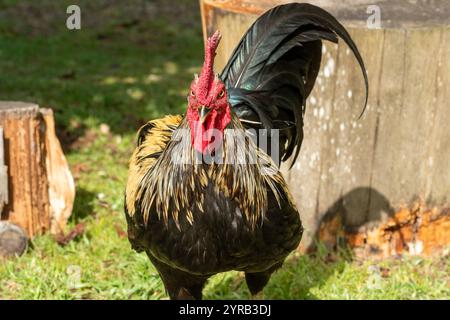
top-left (126, 114), bottom-right (293, 229)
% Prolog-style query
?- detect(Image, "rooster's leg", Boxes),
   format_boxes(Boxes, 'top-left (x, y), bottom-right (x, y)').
top-left (147, 252), bottom-right (207, 300)
top-left (245, 262), bottom-right (282, 299)
top-left (245, 272), bottom-right (270, 299)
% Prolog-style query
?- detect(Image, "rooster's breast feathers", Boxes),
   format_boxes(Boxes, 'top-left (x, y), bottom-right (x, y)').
top-left (124, 114), bottom-right (302, 274)
top-left (125, 114), bottom-right (295, 230)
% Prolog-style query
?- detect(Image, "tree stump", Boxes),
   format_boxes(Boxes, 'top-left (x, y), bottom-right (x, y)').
top-left (200, 0), bottom-right (450, 257)
top-left (0, 102), bottom-right (75, 238)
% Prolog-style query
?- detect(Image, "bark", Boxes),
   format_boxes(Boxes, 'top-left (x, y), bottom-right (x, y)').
top-left (0, 102), bottom-right (75, 237)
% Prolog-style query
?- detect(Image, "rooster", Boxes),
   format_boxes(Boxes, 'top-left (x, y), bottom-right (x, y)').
top-left (125, 3), bottom-right (368, 300)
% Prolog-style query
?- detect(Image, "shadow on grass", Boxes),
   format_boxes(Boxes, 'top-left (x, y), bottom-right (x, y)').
top-left (70, 188), bottom-right (96, 223)
top-left (203, 245), bottom-right (351, 300)
top-left (206, 187), bottom-right (395, 299)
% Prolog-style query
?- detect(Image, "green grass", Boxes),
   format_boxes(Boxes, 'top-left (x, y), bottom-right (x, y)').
top-left (0, 0), bottom-right (449, 300)
top-left (1, 233), bottom-right (448, 299)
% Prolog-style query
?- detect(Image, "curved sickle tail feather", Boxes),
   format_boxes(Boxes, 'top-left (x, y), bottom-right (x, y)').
top-left (220, 3), bottom-right (369, 166)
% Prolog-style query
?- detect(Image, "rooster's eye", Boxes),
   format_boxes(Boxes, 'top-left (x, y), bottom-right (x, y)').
top-left (190, 90), bottom-right (195, 97)
top-left (217, 89), bottom-right (225, 99)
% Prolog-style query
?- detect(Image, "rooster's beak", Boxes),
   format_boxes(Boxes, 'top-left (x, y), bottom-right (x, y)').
top-left (199, 106), bottom-right (211, 124)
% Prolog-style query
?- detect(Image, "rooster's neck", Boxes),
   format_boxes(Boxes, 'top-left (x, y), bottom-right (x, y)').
top-left (134, 114), bottom-right (290, 229)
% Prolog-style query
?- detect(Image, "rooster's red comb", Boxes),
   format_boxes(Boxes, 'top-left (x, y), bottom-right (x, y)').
top-left (197, 31), bottom-right (221, 95)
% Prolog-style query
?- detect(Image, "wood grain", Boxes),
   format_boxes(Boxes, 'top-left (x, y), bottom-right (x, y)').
top-left (0, 102), bottom-right (74, 237)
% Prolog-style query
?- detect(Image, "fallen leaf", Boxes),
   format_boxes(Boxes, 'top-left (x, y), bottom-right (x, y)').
top-left (324, 252), bottom-right (338, 264)
top-left (71, 163), bottom-right (89, 179)
top-left (71, 129), bottom-right (97, 150)
top-left (102, 259), bottom-right (114, 268)
top-left (55, 223), bottom-right (85, 246)
top-left (114, 223), bottom-right (127, 239)
top-left (380, 267), bottom-right (390, 278)
top-left (59, 70), bottom-right (76, 80)
top-left (98, 200), bottom-right (110, 209)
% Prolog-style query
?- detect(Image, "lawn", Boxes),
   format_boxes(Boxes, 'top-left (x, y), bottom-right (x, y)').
top-left (0, 0), bottom-right (448, 300)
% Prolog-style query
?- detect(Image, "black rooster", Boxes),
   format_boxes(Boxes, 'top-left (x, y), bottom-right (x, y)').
top-left (125, 3), bottom-right (368, 300)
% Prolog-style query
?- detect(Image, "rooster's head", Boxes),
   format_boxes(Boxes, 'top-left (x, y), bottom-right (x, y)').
top-left (187, 31), bottom-right (231, 155)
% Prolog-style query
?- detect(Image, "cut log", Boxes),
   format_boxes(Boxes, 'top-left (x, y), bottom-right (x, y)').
top-left (0, 102), bottom-right (75, 237)
top-left (42, 109), bottom-right (75, 235)
top-left (0, 221), bottom-right (28, 257)
top-left (200, 0), bottom-right (450, 257)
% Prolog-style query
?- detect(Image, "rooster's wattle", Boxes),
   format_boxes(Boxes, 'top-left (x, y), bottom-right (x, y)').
top-left (125, 3), bottom-right (368, 300)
